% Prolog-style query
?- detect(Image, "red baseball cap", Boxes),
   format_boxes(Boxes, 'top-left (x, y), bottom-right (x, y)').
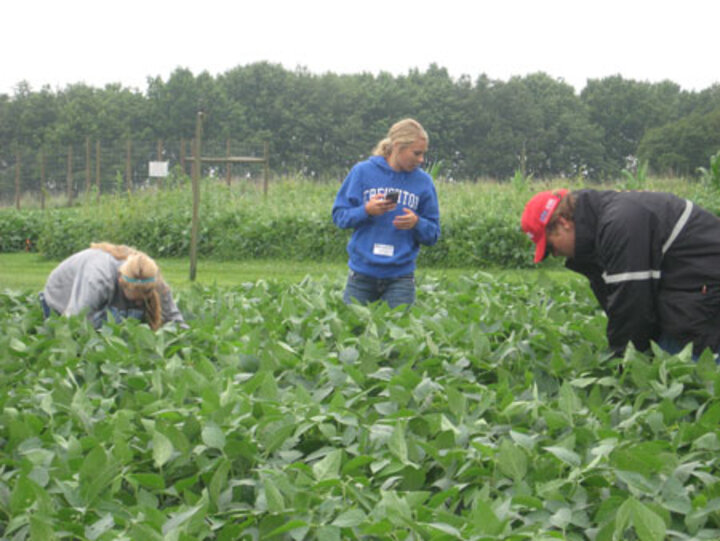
top-left (521, 189), bottom-right (569, 263)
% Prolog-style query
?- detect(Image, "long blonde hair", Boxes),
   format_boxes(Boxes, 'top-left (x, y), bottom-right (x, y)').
top-left (372, 118), bottom-right (428, 158)
top-left (90, 242), bottom-right (163, 330)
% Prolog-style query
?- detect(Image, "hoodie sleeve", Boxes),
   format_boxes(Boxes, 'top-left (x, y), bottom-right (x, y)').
top-left (159, 282), bottom-right (188, 328)
top-left (412, 181), bottom-right (441, 246)
top-left (332, 165), bottom-right (371, 230)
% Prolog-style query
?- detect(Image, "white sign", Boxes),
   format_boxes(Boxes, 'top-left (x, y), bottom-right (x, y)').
top-left (148, 161), bottom-right (169, 178)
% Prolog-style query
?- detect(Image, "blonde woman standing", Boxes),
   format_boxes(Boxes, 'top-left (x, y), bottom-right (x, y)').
top-left (332, 118), bottom-right (441, 308)
top-left (40, 242), bottom-right (186, 330)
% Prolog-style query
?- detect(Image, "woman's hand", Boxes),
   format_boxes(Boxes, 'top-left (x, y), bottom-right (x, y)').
top-left (393, 208), bottom-right (418, 229)
top-left (365, 193), bottom-right (397, 216)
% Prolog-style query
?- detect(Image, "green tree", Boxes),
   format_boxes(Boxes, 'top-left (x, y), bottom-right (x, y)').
top-left (403, 64), bottom-right (476, 179)
top-left (466, 73), bottom-right (604, 179)
top-left (4, 82), bottom-right (59, 147)
top-left (147, 68), bottom-right (230, 141)
top-left (638, 107), bottom-right (720, 176)
top-left (581, 75), bottom-right (683, 175)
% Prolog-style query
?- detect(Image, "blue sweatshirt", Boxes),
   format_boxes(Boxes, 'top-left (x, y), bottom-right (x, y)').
top-left (332, 155), bottom-right (440, 278)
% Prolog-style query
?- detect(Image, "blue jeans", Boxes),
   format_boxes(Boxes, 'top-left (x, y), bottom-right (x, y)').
top-left (658, 333), bottom-right (719, 362)
top-left (39, 292), bottom-right (52, 318)
top-left (343, 271), bottom-right (415, 309)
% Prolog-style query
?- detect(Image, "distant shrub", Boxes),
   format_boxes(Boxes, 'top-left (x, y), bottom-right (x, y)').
top-left (35, 211), bottom-right (100, 258)
top-left (697, 150), bottom-right (720, 190)
top-left (0, 210), bottom-right (44, 252)
top-left (1, 177), bottom-right (711, 268)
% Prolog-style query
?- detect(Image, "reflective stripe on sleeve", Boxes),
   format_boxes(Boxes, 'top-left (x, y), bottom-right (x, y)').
top-left (601, 199), bottom-right (692, 285)
top-left (602, 270), bottom-right (661, 284)
top-left (662, 199), bottom-right (693, 255)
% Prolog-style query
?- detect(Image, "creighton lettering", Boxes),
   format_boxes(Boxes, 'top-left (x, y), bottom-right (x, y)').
top-left (364, 188), bottom-right (419, 210)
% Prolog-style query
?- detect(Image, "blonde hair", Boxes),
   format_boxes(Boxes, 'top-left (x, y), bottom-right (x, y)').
top-left (90, 242), bottom-right (163, 330)
top-left (91, 242), bottom-right (135, 259)
top-left (372, 118), bottom-right (428, 158)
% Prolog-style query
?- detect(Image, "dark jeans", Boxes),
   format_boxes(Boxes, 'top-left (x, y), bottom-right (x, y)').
top-left (343, 270), bottom-right (415, 309)
top-left (657, 333), bottom-right (719, 363)
top-left (39, 292), bottom-right (52, 318)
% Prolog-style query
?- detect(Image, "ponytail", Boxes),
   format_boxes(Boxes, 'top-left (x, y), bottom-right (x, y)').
top-left (371, 118), bottom-right (428, 158)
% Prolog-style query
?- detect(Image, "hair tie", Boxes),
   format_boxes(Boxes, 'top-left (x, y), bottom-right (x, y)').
top-left (122, 274), bottom-right (156, 284)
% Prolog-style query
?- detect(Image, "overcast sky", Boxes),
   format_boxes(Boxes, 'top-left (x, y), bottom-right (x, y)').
top-left (3, 0), bottom-right (718, 96)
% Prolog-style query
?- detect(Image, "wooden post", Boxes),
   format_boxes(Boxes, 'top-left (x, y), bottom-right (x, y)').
top-left (263, 141), bottom-right (269, 197)
top-left (40, 150), bottom-right (46, 210)
top-left (14, 150), bottom-right (21, 210)
top-left (189, 112), bottom-right (204, 281)
top-left (125, 139), bottom-right (132, 194)
top-left (67, 145), bottom-right (74, 206)
top-left (157, 139), bottom-right (164, 189)
top-left (95, 140), bottom-right (101, 202)
top-left (85, 138), bottom-right (91, 193)
top-left (226, 139), bottom-right (232, 186)
top-left (190, 139), bottom-right (196, 179)
top-left (180, 138), bottom-right (186, 175)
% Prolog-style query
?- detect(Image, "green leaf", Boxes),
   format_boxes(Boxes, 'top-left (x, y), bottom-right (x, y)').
top-left (128, 473), bottom-right (166, 490)
top-left (209, 459), bottom-right (231, 507)
top-left (85, 514), bottom-right (114, 541)
top-left (10, 476), bottom-right (38, 514)
top-left (558, 381), bottom-right (582, 418)
top-left (79, 446), bottom-right (117, 505)
top-left (338, 347), bottom-right (359, 364)
top-left (389, 424), bottom-right (410, 465)
top-left (316, 525), bottom-right (342, 541)
top-left (470, 499), bottom-right (504, 535)
top-left (378, 491), bottom-right (412, 525)
top-left (446, 386), bottom-right (466, 419)
top-left (162, 503), bottom-right (204, 535)
top-left (313, 449), bottom-right (342, 481)
top-left (543, 446), bottom-right (581, 467)
top-left (263, 478), bottom-right (285, 512)
top-left (331, 508), bottom-right (366, 528)
top-left (425, 522), bottom-right (463, 538)
top-left (615, 497), bottom-right (666, 541)
top-left (153, 430), bottom-right (174, 468)
top-left (266, 519), bottom-right (309, 537)
top-left (632, 499), bottom-right (666, 541)
top-left (202, 423), bottom-right (226, 450)
top-left (9, 337), bottom-right (27, 353)
top-left (30, 515), bottom-right (56, 541)
top-left (498, 439), bottom-right (527, 481)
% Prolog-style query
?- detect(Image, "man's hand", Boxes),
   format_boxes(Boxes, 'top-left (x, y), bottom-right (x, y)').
top-left (365, 193), bottom-right (397, 216)
top-left (393, 208), bottom-right (418, 229)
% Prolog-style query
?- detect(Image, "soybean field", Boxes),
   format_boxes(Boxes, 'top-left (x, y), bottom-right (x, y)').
top-left (2, 270), bottom-right (720, 540)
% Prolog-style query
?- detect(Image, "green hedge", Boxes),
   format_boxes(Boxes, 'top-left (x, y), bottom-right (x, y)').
top-left (0, 179), bottom-right (536, 267)
top-left (0, 206), bottom-right (535, 268)
top-left (4, 179), bottom-right (713, 268)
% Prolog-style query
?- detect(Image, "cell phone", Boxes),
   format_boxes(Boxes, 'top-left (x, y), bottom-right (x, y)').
top-left (385, 191), bottom-right (399, 203)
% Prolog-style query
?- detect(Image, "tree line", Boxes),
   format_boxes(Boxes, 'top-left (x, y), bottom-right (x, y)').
top-left (2, 62), bottom-right (720, 181)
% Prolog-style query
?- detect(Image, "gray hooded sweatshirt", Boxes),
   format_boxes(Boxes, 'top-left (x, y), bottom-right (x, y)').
top-left (42, 248), bottom-right (185, 327)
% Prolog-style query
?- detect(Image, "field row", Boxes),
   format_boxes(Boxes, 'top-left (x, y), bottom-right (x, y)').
top-left (1, 273), bottom-right (718, 539)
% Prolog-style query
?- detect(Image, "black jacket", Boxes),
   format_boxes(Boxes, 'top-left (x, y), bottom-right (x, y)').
top-left (566, 189), bottom-right (720, 356)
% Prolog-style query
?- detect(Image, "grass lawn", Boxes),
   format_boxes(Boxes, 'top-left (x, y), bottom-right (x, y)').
top-left (0, 252), bottom-right (579, 292)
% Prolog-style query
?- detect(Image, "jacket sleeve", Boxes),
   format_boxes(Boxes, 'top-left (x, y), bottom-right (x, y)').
top-left (413, 182), bottom-right (441, 246)
top-left (332, 167), bottom-right (371, 230)
top-left (566, 260), bottom-right (609, 312)
top-left (597, 211), bottom-right (662, 354)
top-left (159, 283), bottom-right (188, 328)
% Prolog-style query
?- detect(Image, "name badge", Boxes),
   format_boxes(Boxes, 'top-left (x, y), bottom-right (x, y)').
top-left (373, 243), bottom-right (394, 257)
